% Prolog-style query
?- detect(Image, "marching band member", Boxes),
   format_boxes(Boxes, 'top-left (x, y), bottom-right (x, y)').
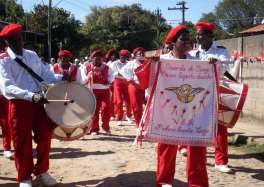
top-left (104, 48), bottom-right (119, 119)
top-left (53, 49), bottom-right (86, 84)
top-left (85, 49), bottom-right (112, 135)
top-left (190, 21), bottom-right (232, 173)
top-left (109, 49), bottom-right (132, 126)
top-left (120, 47), bottom-right (145, 128)
top-left (155, 25), bottom-right (208, 187)
top-left (0, 23), bottom-right (66, 187)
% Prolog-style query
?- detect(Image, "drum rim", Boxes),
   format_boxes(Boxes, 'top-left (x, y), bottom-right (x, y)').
top-left (44, 82), bottom-right (96, 133)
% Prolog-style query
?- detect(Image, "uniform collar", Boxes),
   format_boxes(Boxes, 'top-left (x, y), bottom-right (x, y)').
top-left (198, 42), bottom-right (217, 53)
top-left (7, 47), bottom-right (25, 60)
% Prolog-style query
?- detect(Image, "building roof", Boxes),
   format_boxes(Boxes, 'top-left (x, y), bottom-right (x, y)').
top-left (239, 24), bottom-right (264, 34)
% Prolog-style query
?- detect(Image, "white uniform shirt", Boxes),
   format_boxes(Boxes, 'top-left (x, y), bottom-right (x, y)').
top-left (0, 47), bottom-right (62, 101)
top-left (189, 42), bottom-right (231, 74)
top-left (119, 59), bottom-right (142, 84)
top-left (108, 59), bottom-right (128, 81)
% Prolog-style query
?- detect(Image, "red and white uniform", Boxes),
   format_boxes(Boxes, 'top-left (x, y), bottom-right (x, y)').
top-left (156, 53), bottom-right (208, 187)
top-left (120, 59), bottom-right (145, 128)
top-left (109, 60), bottom-right (132, 121)
top-left (85, 63), bottom-right (111, 133)
top-left (53, 63), bottom-right (86, 84)
top-left (0, 47), bottom-right (62, 181)
top-left (189, 42), bottom-right (231, 166)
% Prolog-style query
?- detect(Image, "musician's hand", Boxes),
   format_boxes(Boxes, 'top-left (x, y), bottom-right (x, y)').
top-left (32, 93), bottom-right (49, 105)
top-left (62, 72), bottom-right (71, 82)
top-left (208, 58), bottom-right (218, 64)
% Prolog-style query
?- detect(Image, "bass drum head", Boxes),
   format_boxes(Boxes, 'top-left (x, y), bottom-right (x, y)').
top-left (45, 82), bottom-right (96, 140)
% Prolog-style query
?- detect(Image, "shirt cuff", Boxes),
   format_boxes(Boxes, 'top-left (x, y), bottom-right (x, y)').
top-left (25, 92), bottom-right (35, 101)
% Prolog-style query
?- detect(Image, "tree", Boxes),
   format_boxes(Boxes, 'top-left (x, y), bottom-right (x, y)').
top-left (0, 0), bottom-right (24, 24)
top-left (215, 0), bottom-right (264, 34)
top-left (82, 4), bottom-right (170, 52)
top-left (27, 5), bottom-right (85, 58)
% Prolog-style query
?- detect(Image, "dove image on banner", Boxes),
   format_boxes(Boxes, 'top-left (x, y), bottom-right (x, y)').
top-left (137, 58), bottom-right (219, 146)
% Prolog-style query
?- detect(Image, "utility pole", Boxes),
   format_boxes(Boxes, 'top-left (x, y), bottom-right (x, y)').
top-left (168, 1), bottom-right (189, 24)
top-left (48, 0), bottom-right (52, 59)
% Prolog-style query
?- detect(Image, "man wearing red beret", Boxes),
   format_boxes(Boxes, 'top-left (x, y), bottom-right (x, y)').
top-left (85, 49), bottom-right (112, 135)
top-left (109, 49), bottom-right (132, 126)
top-left (0, 23), bottom-right (65, 187)
top-left (53, 49), bottom-right (86, 84)
top-left (190, 21), bottom-right (232, 173)
top-left (120, 47), bottom-right (145, 128)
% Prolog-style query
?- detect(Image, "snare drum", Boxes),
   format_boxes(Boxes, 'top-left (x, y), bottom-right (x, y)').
top-left (44, 82), bottom-right (96, 140)
top-left (218, 79), bottom-right (248, 128)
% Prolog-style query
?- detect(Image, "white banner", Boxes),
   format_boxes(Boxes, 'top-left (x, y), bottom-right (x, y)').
top-left (138, 59), bottom-right (218, 146)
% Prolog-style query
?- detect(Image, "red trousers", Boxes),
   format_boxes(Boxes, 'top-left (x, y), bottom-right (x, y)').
top-left (128, 82), bottom-right (144, 128)
top-left (214, 124), bottom-right (228, 165)
top-left (9, 99), bottom-right (53, 182)
top-left (113, 79), bottom-right (132, 121)
top-left (90, 90), bottom-right (111, 133)
top-left (0, 96), bottom-right (11, 151)
top-left (109, 84), bottom-right (115, 118)
top-left (156, 143), bottom-right (208, 187)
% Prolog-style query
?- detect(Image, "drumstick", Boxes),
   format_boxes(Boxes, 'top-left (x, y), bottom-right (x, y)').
top-left (48, 99), bottom-right (73, 102)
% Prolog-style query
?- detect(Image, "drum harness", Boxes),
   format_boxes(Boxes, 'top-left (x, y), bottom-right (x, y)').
top-left (14, 57), bottom-right (72, 104)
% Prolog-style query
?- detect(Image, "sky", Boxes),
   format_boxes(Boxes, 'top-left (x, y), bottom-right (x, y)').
top-left (21, 0), bottom-right (221, 26)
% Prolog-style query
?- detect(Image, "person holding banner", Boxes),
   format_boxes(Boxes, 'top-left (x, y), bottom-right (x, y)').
top-left (0, 23), bottom-right (66, 187)
top-left (155, 25), bottom-right (208, 187)
top-left (190, 21), bottom-right (232, 173)
top-left (85, 49), bottom-right (112, 135)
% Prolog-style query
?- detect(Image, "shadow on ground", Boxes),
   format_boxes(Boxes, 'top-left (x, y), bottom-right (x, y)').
top-left (56, 171), bottom-right (186, 187)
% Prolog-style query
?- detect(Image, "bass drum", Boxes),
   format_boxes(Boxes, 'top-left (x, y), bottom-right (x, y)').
top-left (44, 82), bottom-right (96, 140)
top-left (218, 79), bottom-right (248, 128)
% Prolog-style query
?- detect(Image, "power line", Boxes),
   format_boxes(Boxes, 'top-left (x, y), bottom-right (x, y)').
top-left (63, 0), bottom-right (90, 13)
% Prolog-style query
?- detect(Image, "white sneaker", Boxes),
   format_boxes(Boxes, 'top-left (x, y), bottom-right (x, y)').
top-left (215, 164), bottom-right (232, 173)
top-left (103, 129), bottom-right (111, 135)
top-left (110, 117), bottom-right (115, 121)
top-left (180, 148), bottom-right (187, 157)
top-left (4, 150), bottom-right (13, 159)
top-left (126, 116), bottom-right (133, 124)
top-left (117, 121), bottom-right (122, 126)
top-left (19, 180), bottom-right (32, 187)
top-left (91, 132), bottom-right (99, 136)
top-left (162, 184), bottom-right (173, 187)
top-left (35, 172), bottom-right (57, 186)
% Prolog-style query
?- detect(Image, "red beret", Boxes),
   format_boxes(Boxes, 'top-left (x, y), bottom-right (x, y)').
top-left (133, 47), bottom-right (144, 55)
top-left (58, 50), bottom-right (74, 58)
top-left (195, 22), bottom-right (216, 32)
top-left (119, 49), bottom-right (130, 56)
top-left (164, 25), bottom-right (187, 43)
top-left (105, 48), bottom-right (115, 59)
top-left (91, 49), bottom-right (103, 58)
top-left (0, 23), bottom-right (22, 38)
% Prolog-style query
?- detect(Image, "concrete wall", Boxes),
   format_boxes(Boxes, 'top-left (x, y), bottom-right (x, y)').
top-left (240, 63), bottom-right (264, 124)
top-left (217, 34), bottom-right (264, 57)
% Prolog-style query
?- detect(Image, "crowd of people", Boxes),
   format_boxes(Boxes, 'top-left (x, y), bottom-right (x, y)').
top-left (0, 21), bottom-right (235, 187)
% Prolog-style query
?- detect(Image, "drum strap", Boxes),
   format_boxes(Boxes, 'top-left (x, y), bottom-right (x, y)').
top-left (14, 57), bottom-right (44, 83)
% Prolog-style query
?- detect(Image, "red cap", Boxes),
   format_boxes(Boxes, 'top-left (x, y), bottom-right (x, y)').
top-left (195, 22), bottom-right (216, 32)
top-left (91, 49), bottom-right (103, 58)
top-left (105, 48), bottom-right (115, 59)
top-left (119, 49), bottom-right (130, 56)
top-left (133, 47), bottom-right (144, 55)
top-left (58, 50), bottom-right (74, 58)
top-left (0, 23), bottom-right (22, 38)
top-left (164, 25), bottom-right (187, 43)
